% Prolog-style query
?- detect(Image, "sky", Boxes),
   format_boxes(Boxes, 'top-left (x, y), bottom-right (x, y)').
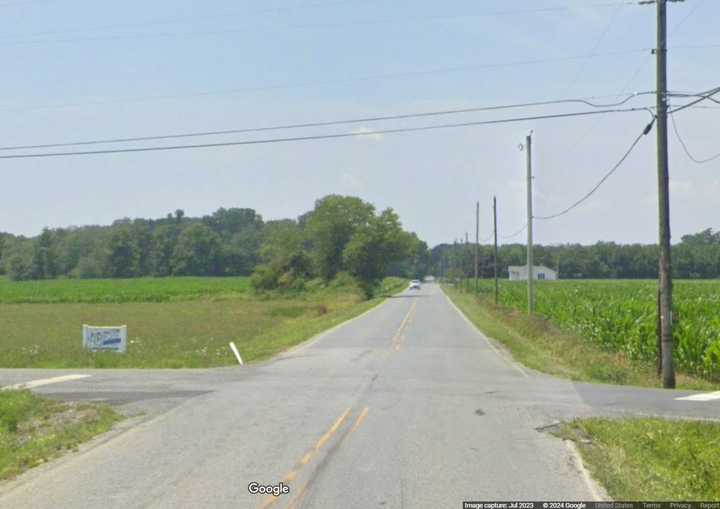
top-left (1, 0), bottom-right (718, 247)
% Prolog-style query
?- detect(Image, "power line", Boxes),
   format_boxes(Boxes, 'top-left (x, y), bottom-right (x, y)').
top-left (669, 85), bottom-right (720, 114)
top-left (670, 112), bottom-right (720, 164)
top-left (0, 0), bottom-right (49, 7)
top-left (0, 0), bottom-right (361, 40)
top-left (668, 0), bottom-right (707, 32)
top-left (534, 119), bottom-right (655, 221)
top-left (557, 2), bottom-right (632, 164)
top-left (617, 0), bottom-right (706, 96)
top-left (0, 107), bottom-right (650, 160)
top-left (502, 223), bottom-right (527, 240)
top-left (1, 51), bottom-right (651, 115)
top-left (0, 93), bottom-right (655, 152)
top-left (0, 3), bottom-right (636, 48)
top-left (564, 2), bottom-right (625, 95)
top-left (668, 90), bottom-right (720, 107)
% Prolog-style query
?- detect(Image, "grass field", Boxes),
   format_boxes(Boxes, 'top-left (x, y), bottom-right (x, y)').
top-left (460, 279), bottom-right (720, 380)
top-left (444, 285), bottom-right (718, 389)
top-left (0, 389), bottom-right (120, 480)
top-left (0, 276), bottom-right (252, 304)
top-left (558, 418), bottom-right (720, 500)
top-left (0, 276), bottom-right (406, 368)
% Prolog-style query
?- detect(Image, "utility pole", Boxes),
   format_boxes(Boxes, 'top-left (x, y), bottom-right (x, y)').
top-left (525, 133), bottom-right (535, 314)
top-left (654, 0), bottom-right (676, 388)
top-left (493, 196), bottom-right (499, 305)
top-left (454, 238), bottom-right (458, 284)
top-left (474, 202), bottom-right (479, 293)
top-left (464, 232), bottom-right (469, 289)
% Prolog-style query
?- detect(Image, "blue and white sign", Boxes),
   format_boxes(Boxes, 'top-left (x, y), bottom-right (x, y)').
top-left (82, 325), bottom-right (128, 353)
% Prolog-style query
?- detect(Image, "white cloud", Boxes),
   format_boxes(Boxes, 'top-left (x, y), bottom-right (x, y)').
top-left (351, 127), bottom-right (384, 142)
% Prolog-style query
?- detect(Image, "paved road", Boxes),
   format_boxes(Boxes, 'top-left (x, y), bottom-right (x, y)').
top-left (1, 283), bottom-right (718, 508)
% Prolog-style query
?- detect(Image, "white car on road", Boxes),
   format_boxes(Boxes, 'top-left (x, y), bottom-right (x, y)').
top-left (409, 280), bottom-right (421, 290)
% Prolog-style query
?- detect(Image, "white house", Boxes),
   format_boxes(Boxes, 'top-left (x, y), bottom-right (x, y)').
top-left (508, 265), bottom-right (558, 281)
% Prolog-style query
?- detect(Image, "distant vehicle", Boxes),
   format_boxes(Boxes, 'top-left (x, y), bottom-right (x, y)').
top-left (409, 280), bottom-right (421, 290)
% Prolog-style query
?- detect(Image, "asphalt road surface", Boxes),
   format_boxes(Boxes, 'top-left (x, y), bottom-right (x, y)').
top-left (1, 283), bottom-right (718, 508)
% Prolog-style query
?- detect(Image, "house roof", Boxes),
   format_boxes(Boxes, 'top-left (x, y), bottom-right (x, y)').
top-left (507, 265), bottom-right (556, 272)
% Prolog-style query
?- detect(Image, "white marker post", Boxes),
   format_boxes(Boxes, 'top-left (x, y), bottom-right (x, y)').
top-left (229, 342), bottom-right (244, 365)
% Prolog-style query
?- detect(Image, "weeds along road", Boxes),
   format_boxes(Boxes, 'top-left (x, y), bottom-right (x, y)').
top-left (0, 282), bottom-right (718, 508)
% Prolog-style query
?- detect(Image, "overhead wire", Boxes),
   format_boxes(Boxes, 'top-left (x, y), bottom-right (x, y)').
top-left (670, 112), bottom-right (720, 164)
top-left (535, 124), bottom-right (655, 222)
top-left (1, 51), bottom-right (652, 115)
top-left (669, 85), bottom-right (720, 114)
top-left (0, 93), bottom-right (656, 152)
top-left (563, 2), bottom-right (624, 95)
top-left (534, 118), bottom-right (655, 221)
top-left (0, 0), bottom-right (362, 40)
top-left (0, 107), bottom-right (652, 160)
top-left (669, 91), bottom-right (720, 106)
top-left (502, 223), bottom-right (528, 240)
top-left (618, 0), bottom-right (707, 95)
top-left (1, 2), bottom-right (637, 47)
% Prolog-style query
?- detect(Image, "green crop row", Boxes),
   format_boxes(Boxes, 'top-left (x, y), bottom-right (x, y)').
top-left (0, 276), bottom-right (252, 304)
top-left (462, 279), bottom-right (720, 378)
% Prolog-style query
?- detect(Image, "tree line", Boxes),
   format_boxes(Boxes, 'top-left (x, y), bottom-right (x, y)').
top-left (4, 198), bottom-right (716, 287)
top-left (0, 195), bottom-right (431, 294)
top-left (432, 228), bottom-right (720, 280)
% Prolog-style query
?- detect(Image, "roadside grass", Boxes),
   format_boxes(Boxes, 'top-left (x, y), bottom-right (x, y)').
top-left (0, 276), bottom-right (252, 304)
top-left (0, 389), bottom-right (121, 480)
top-left (0, 277), bottom-right (407, 369)
top-left (557, 418), bottom-right (720, 500)
top-left (443, 285), bottom-right (719, 390)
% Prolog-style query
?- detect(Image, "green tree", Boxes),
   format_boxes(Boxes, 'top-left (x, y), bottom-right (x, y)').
top-left (130, 220), bottom-right (154, 276)
top-left (681, 228), bottom-right (719, 246)
top-left (150, 224), bottom-right (179, 276)
top-left (105, 228), bottom-right (139, 278)
top-left (30, 228), bottom-right (58, 279)
top-left (172, 224), bottom-right (223, 276)
top-left (0, 233), bottom-right (8, 274)
top-left (251, 220), bottom-right (313, 290)
top-left (343, 208), bottom-right (412, 296)
top-left (306, 195), bottom-right (375, 280)
top-left (203, 208), bottom-right (262, 238)
top-left (74, 251), bottom-right (104, 279)
top-left (8, 254), bottom-right (32, 281)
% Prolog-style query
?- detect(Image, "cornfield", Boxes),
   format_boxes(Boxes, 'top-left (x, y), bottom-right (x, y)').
top-left (466, 279), bottom-right (720, 378)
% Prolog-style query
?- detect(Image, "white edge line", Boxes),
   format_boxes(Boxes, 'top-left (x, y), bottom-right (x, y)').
top-left (1, 374), bottom-right (91, 391)
top-left (443, 291), bottom-right (529, 378)
top-left (565, 439), bottom-right (606, 502)
top-left (675, 391), bottom-right (720, 402)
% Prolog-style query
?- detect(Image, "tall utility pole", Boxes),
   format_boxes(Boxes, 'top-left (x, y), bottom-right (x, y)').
top-left (474, 202), bottom-right (479, 292)
top-left (454, 238), bottom-right (459, 283)
top-left (493, 196), bottom-right (499, 305)
top-left (655, 0), bottom-right (676, 388)
top-left (525, 133), bottom-right (535, 314)
top-left (465, 232), bottom-right (469, 288)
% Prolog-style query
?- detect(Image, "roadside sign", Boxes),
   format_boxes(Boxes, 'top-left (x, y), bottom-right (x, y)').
top-left (82, 325), bottom-right (128, 353)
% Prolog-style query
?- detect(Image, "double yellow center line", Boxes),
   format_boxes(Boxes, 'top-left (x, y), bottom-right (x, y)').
top-left (391, 301), bottom-right (417, 352)
top-left (260, 406), bottom-right (370, 509)
top-left (261, 299), bottom-right (417, 508)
